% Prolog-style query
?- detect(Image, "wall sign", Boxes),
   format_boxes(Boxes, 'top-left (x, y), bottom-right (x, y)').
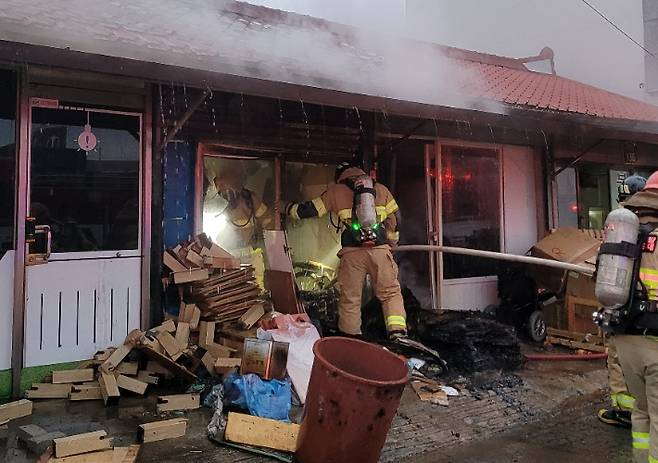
top-left (77, 124), bottom-right (97, 152)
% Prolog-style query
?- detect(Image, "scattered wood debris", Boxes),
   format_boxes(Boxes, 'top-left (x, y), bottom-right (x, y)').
top-left (0, 399), bottom-right (33, 423)
top-left (53, 430), bottom-right (113, 458)
top-left (156, 394), bottom-right (200, 413)
top-left (545, 327), bottom-right (606, 353)
top-left (49, 444), bottom-right (140, 463)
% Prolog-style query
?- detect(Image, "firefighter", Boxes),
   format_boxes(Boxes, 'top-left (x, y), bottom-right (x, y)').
top-left (609, 171), bottom-right (658, 462)
top-left (598, 175), bottom-right (646, 428)
top-left (207, 168), bottom-right (272, 287)
top-left (284, 162), bottom-right (407, 340)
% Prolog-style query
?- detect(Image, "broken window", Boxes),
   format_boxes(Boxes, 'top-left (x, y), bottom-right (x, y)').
top-left (283, 161), bottom-right (340, 291)
top-left (441, 146), bottom-right (501, 279)
top-left (0, 70), bottom-right (16, 257)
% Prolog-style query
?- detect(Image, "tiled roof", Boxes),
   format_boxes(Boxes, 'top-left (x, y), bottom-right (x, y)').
top-left (454, 58), bottom-right (658, 122)
top-left (1, 0), bottom-right (658, 122)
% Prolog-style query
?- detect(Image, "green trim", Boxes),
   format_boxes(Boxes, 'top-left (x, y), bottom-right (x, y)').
top-left (0, 362), bottom-right (84, 399)
top-left (0, 370), bottom-right (10, 399)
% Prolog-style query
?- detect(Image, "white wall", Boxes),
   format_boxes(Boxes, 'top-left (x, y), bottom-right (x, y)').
top-left (0, 251), bottom-right (14, 370)
top-left (250, 0), bottom-right (650, 102)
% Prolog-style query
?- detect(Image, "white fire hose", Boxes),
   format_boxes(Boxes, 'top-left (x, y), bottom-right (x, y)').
top-left (393, 245), bottom-right (594, 276)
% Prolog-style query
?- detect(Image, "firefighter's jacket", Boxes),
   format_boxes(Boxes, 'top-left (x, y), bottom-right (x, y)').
top-left (623, 190), bottom-right (658, 302)
top-left (286, 167), bottom-right (400, 247)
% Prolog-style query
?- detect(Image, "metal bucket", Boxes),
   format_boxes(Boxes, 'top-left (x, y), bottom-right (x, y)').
top-left (295, 337), bottom-right (409, 463)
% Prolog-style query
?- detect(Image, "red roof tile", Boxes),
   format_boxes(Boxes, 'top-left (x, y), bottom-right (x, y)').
top-left (454, 58), bottom-right (658, 122)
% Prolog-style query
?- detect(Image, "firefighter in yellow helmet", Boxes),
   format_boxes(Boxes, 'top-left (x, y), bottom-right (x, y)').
top-left (607, 171), bottom-right (658, 462)
top-left (598, 175), bottom-right (645, 428)
top-left (284, 162), bottom-right (407, 340)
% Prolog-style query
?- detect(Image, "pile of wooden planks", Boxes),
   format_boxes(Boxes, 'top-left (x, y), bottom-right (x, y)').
top-left (190, 267), bottom-right (265, 325)
top-left (163, 234), bottom-right (266, 328)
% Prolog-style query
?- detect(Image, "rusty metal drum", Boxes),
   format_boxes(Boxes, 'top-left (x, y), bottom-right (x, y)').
top-left (295, 337), bottom-right (409, 463)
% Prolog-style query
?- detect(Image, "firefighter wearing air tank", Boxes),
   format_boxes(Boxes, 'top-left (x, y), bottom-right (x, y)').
top-left (598, 175), bottom-right (645, 429)
top-left (594, 171), bottom-right (658, 463)
top-left (284, 162), bottom-right (407, 340)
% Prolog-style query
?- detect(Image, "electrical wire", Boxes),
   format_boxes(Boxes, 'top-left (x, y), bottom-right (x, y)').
top-left (580, 0), bottom-right (656, 58)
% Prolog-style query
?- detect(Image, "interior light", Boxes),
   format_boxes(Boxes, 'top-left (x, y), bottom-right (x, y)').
top-left (352, 222), bottom-right (361, 231)
top-left (203, 213), bottom-right (227, 242)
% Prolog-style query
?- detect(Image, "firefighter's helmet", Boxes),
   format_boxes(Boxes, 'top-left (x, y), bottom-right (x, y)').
top-left (619, 175), bottom-right (647, 202)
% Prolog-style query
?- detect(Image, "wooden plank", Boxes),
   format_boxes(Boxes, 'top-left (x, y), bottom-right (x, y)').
top-left (116, 375), bottom-right (148, 395)
top-left (53, 430), bottom-right (113, 457)
top-left (175, 322), bottom-right (190, 347)
top-left (546, 336), bottom-right (607, 353)
top-left (138, 418), bottom-right (188, 443)
top-left (199, 321), bottom-right (216, 346)
top-left (100, 344), bottom-right (133, 374)
top-left (99, 372), bottom-right (120, 406)
top-left (239, 303), bottom-right (265, 329)
top-left (202, 342), bottom-right (235, 358)
top-left (203, 256), bottom-right (241, 269)
top-left (150, 319), bottom-right (176, 334)
top-left (201, 352), bottom-right (217, 375)
top-left (136, 371), bottom-right (160, 385)
top-left (214, 358), bottom-right (242, 376)
top-left (93, 349), bottom-right (115, 363)
top-left (69, 384), bottom-right (103, 401)
top-left (156, 394), bottom-right (200, 413)
top-left (547, 327), bottom-right (605, 344)
top-left (145, 361), bottom-right (173, 377)
top-left (173, 268), bottom-right (209, 284)
top-left (186, 249), bottom-right (204, 267)
top-left (156, 331), bottom-right (184, 358)
top-left (52, 369), bottom-right (95, 384)
top-left (138, 347), bottom-right (197, 382)
top-left (163, 251), bottom-right (188, 273)
top-left (115, 362), bottom-right (139, 376)
top-left (0, 399), bottom-right (33, 423)
top-left (224, 412), bottom-right (299, 452)
top-left (25, 383), bottom-right (72, 399)
top-left (49, 445), bottom-right (140, 463)
top-left (180, 304), bottom-right (201, 330)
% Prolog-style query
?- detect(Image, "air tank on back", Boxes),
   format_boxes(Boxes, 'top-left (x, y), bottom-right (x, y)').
top-left (595, 208), bottom-right (640, 309)
top-left (353, 175), bottom-right (377, 229)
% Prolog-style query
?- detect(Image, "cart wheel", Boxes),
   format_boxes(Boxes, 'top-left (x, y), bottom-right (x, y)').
top-left (527, 310), bottom-right (547, 343)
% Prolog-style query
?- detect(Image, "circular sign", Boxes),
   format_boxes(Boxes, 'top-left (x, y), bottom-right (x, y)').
top-left (77, 124), bottom-right (97, 151)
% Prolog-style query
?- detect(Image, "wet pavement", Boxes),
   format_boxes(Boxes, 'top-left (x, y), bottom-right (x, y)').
top-left (0, 355), bottom-right (624, 462)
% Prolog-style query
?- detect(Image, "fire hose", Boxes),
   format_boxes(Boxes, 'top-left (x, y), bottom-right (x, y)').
top-left (393, 245), bottom-right (594, 276)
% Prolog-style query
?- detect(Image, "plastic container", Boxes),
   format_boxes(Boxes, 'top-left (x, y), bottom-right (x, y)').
top-left (295, 337), bottom-right (409, 463)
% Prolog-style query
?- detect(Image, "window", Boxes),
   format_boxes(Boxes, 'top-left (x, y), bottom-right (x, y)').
top-left (30, 108), bottom-right (140, 253)
top-left (0, 70), bottom-right (16, 257)
top-left (441, 146), bottom-right (501, 279)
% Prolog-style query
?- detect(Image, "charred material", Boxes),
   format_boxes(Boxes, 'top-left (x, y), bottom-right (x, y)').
top-left (418, 311), bottom-right (524, 373)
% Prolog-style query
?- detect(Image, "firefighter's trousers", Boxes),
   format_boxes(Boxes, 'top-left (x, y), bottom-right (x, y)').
top-left (336, 246), bottom-right (406, 335)
top-left (608, 335), bottom-right (636, 411)
top-left (616, 334), bottom-right (658, 462)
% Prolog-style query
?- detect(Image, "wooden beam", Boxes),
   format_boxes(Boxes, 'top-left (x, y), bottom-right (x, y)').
top-left (99, 372), bottom-right (120, 406)
top-left (100, 344), bottom-right (133, 374)
top-left (116, 375), bottom-right (148, 396)
top-left (214, 358), bottom-right (242, 376)
top-left (0, 399), bottom-right (33, 423)
top-left (53, 430), bottom-right (113, 458)
top-left (69, 384), bottom-right (103, 401)
top-left (239, 303), bottom-right (265, 329)
top-left (156, 331), bottom-right (184, 358)
top-left (136, 371), bottom-right (160, 385)
top-left (138, 418), bottom-right (188, 443)
top-left (156, 394), bottom-right (200, 413)
top-left (175, 322), bottom-right (190, 348)
top-left (150, 319), bottom-right (177, 334)
top-left (115, 362), bottom-right (139, 376)
top-left (201, 352), bottom-right (217, 376)
top-left (180, 304), bottom-right (201, 330)
top-left (199, 321), bottom-right (216, 346)
top-left (25, 383), bottom-right (72, 399)
top-left (224, 412), bottom-right (299, 452)
top-left (52, 369), bottom-right (95, 384)
top-left (50, 445), bottom-right (140, 463)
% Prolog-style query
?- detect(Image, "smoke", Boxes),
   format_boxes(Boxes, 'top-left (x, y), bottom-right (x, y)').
top-left (0, 0), bottom-right (503, 113)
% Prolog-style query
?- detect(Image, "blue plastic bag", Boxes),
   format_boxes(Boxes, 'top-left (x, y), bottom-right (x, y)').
top-left (223, 373), bottom-right (292, 421)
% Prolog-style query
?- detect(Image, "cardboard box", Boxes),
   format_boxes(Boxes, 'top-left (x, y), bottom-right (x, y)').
top-left (529, 228), bottom-right (601, 293)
